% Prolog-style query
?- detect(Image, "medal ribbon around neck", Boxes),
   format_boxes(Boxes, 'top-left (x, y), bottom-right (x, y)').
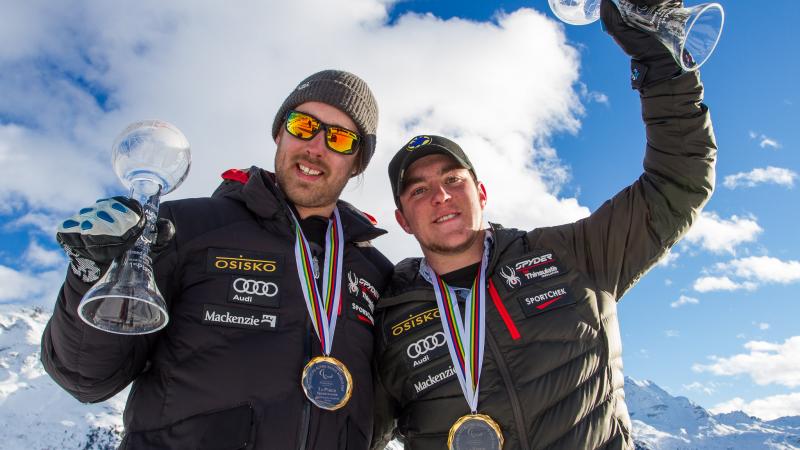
top-left (426, 239), bottom-right (489, 413)
top-left (291, 207), bottom-right (344, 356)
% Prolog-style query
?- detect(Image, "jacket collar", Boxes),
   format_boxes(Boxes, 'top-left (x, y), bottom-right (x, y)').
top-left (212, 166), bottom-right (387, 243)
top-left (378, 224), bottom-right (526, 309)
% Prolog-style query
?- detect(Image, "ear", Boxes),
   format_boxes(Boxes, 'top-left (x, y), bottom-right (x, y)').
top-left (394, 209), bottom-right (413, 234)
top-left (477, 181), bottom-right (487, 209)
top-left (274, 131), bottom-right (282, 145)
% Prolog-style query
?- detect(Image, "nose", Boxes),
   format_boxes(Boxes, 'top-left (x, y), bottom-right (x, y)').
top-left (431, 184), bottom-right (452, 204)
top-left (305, 131), bottom-right (327, 157)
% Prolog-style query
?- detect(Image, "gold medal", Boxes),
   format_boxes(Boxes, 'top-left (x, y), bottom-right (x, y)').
top-left (300, 356), bottom-right (353, 411)
top-left (447, 413), bottom-right (504, 450)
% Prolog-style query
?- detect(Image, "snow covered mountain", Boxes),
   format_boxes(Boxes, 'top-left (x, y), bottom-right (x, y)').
top-left (2, 303), bottom-right (799, 449)
top-left (626, 377), bottom-right (800, 449)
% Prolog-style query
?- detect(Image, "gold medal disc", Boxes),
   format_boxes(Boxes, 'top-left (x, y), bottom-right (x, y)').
top-left (300, 356), bottom-right (353, 411)
top-left (447, 413), bottom-right (504, 450)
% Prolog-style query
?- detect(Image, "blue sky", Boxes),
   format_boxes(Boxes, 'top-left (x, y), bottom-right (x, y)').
top-left (1, 0), bottom-right (798, 420)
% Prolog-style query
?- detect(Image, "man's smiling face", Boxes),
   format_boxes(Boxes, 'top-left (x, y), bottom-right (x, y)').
top-left (274, 101), bottom-right (359, 218)
top-left (395, 153), bottom-right (486, 256)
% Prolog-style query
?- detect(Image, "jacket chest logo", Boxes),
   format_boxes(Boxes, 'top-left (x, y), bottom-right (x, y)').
top-left (499, 251), bottom-right (566, 290)
top-left (227, 276), bottom-right (281, 307)
top-left (404, 330), bottom-right (449, 369)
top-left (207, 248), bottom-right (284, 276)
top-left (346, 270), bottom-right (379, 312)
top-left (386, 305), bottom-right (441, 343)
top-left (202, 304), bottom-right (279, 331)
top-left (517, 285), bottom-right (576, 317)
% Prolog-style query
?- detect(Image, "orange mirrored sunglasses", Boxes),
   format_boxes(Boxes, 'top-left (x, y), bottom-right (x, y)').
top-left (284, 110), bottom-right (360, 155)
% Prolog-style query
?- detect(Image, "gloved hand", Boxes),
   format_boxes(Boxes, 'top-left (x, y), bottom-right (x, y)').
top-left (56, 197), bottom-right (174, 283)
top-left (600, 0), bottom-right (683, 90)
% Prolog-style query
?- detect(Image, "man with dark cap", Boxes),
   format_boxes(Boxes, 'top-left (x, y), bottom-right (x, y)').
top-left (42, 69), bottom-right (393, 449)
top-left (371, 1), bottom-right (717, 449)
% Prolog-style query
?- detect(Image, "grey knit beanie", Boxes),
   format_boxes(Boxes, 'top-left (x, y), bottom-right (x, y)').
top-left (272, 70), bottom-right (378, 174)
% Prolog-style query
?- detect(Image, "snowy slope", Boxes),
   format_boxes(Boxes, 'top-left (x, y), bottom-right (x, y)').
top-left (0, 304), bottom-right (125, 449)
top-left (2, 302), bottom-right (799, 449)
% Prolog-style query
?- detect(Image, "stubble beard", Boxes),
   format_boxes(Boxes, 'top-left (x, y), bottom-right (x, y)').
top-left (275, 156), bottom-right (350, 211)
top-left (421, 228), bottom-right (483, 257)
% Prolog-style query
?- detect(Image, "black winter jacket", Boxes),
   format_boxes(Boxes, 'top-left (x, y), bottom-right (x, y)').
top-left (372, 72), bottom-right (716, 449)
top-left (42, 167), bottom-right (393, 450)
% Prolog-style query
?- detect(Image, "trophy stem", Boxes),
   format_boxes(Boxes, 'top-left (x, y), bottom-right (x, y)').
top-left (77, 179), bottom-right (170, 335)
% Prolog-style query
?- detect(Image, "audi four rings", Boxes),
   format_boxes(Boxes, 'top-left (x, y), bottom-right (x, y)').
top-left (233, 278), bottom-right (279, 297)
top-left (406, 332), bottom-right (446, 359)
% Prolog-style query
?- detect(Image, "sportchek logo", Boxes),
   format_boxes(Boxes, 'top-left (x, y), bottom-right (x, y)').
top-left (517, 285), bottom-right (576, 318)
top-left (411, 365), bottom-right (456, 396)
top-left (350, 301), bottom-right (374, 325)
top-left (202, 304), bottom-right (278, 331)
top-left (500, 252), bottom-right (565, 290)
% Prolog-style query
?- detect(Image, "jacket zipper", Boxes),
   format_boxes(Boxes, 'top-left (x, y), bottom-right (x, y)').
top-left (297, 317), bottom-right (312, 450)
top-left (486, 329), bottom-right (530, 450)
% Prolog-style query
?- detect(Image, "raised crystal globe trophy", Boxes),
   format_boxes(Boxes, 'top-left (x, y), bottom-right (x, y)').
top-left (548, 0), bottom-right (724, 71)
top-left (78, 120), bottom-right (191, 335)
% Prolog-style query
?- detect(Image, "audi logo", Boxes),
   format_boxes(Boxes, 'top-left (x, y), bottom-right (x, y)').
top-left (232, 278), bottom-right (279, 297)
top-left (406, 332), bottom-right (446, 359)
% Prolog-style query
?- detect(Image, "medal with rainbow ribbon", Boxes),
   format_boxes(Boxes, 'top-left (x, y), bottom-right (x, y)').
top-left (425, 233), bottom-right (504, 449)
top-left (291, 207), bottom-right (352, 411)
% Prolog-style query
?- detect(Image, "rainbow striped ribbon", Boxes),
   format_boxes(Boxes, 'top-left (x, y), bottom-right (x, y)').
top-left (292, 207), bottom-right (344, 356)
top-left (426, 235), bottom-right (489, 413)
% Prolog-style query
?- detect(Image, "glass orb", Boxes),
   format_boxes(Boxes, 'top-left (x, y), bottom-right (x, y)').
top-left (548, 0), bottom-right (601, 26)
top-left (112, 120), bottom-right (191, 195)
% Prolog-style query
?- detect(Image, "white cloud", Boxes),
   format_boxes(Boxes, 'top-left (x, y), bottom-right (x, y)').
top-left (757, 322), bottom-right (770, 331)
top-left (23, 241), bottom-right (64, 269)
top-left (694, 256), bottom-right (800, 293)
top-left (0, 265), bottom-right (63, 304)
top-left (683, 212), bottom-right (761, 255)
top-left (710, 393), bottom-right (800, 421)
top-left (717, 256), bottom-right (800, 285)
top-left (0, 0), bottom-right (590, 264)
top-left (670, 295), bottom-right (699, 308)
top-left (683, 381), bottom-right (725, 396)
top-left (759, 138), bottom-right (780, 149)
top-left (692, 276), bottom-right (757, 293)
top-left (665, 329), bottom-right (680, 338)
top-left (749, 131), bottom-right (781, 149)
top-left (656, 250), bottom-right (680, 267)
top-left (693, 336), bottom-right (800, 388)
top-left (723, 166), bottom-right (797, 189)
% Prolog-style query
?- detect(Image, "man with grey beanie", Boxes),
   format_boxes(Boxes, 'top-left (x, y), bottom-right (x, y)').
top-left (42, 69), bottom-right (393, 449)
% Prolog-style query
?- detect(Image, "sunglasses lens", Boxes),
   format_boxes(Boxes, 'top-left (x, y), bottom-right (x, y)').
top-left (286, 111), bottom-right (318, 139)
top-left (326, 128), bottom-right (359, 154)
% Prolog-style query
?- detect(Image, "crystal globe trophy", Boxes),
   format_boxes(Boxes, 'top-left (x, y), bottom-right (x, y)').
top-left (548, 0), bottom-right (724, 71)
top-left (78, 120), bottom-right (191, 335)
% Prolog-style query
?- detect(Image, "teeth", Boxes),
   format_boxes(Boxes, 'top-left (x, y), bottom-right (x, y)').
top-left (435, 213), bottom-right (457, 223)
top-left (299, 164), bottom-right (322, 176)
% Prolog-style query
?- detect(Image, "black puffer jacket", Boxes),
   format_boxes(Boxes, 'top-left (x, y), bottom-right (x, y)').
top-left (42, 167), bottom-right (393, 450)
top-left (372, 71), bottom-right (716, 449)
